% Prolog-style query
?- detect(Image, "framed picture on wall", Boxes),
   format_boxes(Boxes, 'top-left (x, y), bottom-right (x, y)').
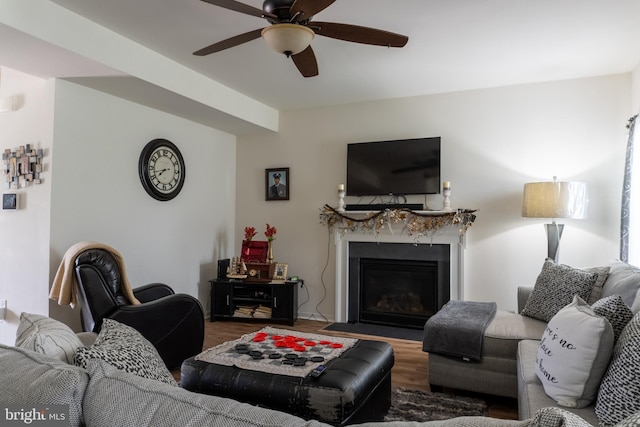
top-left (265, 167), bottom-right (290, 201)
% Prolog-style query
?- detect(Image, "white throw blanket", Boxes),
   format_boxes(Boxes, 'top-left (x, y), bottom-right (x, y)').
top-left (49, 241), bottom-right (141, 308)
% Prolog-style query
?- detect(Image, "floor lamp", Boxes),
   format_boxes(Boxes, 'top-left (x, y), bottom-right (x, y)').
top-left (522, 178), bottom-right (588, 262)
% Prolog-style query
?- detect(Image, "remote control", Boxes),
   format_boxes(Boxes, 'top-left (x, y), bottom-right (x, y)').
top-left (310, 365), bottom-right (326, 378)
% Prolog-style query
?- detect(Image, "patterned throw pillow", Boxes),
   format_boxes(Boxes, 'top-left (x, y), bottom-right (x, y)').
top-left (74, 319), bottom-right (177, 386)
top-left (616, 412), bottom-right (640, 427)
top-left (535, 296), bottom-right (614, 408)
top-left (595, 312), bottom-right (640, 425)
top-left (15, 312), bottom-right (84, 364)
top-left (592, 295), bottom-right (634, 344)
top-left (531, 407), bottom-right (594, 427)
top-left (522, 260), bottom-right (599, 322)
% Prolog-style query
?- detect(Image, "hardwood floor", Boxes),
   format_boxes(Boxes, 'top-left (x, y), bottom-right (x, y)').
top-left (176, 318), bottom-right (519, 420)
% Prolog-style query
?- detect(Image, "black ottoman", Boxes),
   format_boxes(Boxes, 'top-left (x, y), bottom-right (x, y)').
top-left (180, 339), bottom-right (394, 426)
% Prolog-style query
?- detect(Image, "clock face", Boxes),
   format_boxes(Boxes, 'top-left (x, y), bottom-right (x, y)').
top-left (139, 139), bottom-right (185, 201)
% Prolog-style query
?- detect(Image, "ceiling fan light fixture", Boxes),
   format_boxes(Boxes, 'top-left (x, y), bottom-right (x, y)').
top-left (261, 23), bottom-right (314, 57)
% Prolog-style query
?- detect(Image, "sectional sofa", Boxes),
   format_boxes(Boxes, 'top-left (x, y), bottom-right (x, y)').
top-left (427, 260), bottom-right (640, 426)
top-left (1, 333), bottom-right (637, 427)
top-left (2, 264), bottom-right (640, 427)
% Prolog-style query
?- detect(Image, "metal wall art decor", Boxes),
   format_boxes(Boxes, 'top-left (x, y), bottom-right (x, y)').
top-left (2, 144), bottom-right (44, 189)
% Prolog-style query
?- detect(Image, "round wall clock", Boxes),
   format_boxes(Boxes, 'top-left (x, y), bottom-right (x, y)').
top-left (138, 138), bottom-right (185, 201)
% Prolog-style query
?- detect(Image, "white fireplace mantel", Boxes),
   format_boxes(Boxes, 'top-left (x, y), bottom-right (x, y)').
top-left (331, 211), bottom-right (471, 323)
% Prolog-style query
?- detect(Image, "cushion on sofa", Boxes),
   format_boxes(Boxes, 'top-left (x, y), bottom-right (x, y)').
top-left (15, 312), bottom-right (84, 364)
top-left (584, 266), bottom-right (610, 304)
top-left (83, 359), bottom-right (328, 427)
top-left (534, 296), bottom-right (614, 408)
top-left (596, 311), bottom-right (640, 426)
top-left (0, 344), bottom-right (88, 427)
top-left (600, 261), bottom-right (640, 313)
top-left (522, 260), bottom-right (599, 322)
top-left (591, 295), bottom-right (634, 344)
top-left (74, 318), bottom-right (177, 386)
top-left (517, 340), bottom-right (601, 425)
top-left (484, 309), bottom-right (548, 361)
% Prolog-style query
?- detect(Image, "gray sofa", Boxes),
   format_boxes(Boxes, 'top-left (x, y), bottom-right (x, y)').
top-left (2, 340), bottom-right (636, 427)
top-left (1, 305), bottom-right (637, 427)
top-left (427, 260), bottom-right (640, 425)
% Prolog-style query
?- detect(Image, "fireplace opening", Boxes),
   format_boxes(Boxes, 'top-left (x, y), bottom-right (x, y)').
top-left (359, 258), bottom-right (438, 329)
top-left (347, 242), bottom-right (450, 329)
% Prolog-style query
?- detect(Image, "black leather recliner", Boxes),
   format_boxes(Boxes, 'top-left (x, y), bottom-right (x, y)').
top-left (74, 248), bottom-right (205, 369)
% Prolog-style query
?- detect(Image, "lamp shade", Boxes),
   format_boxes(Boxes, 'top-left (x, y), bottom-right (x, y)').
top-left (262, 24), bottom-right (315, 56)
top-left (522, 181), bottom-right (588, 219)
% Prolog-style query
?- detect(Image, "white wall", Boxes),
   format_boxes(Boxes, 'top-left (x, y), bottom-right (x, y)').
top-left (47, 80), bottom-right (237, 331)
top-left (633, 63), bottom-right (640, 113)
top-left (0, 75), bottom-right (237, 343)
top-left (0, 69), bottom-right (634, 341)
top-left (0, 67), bottom-right (54, 344)
top-left (236, 74), bottom-right (631, 319)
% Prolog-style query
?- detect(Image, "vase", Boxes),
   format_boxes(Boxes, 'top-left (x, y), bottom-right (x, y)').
top-left (267, 240), bottom-right (274, 263)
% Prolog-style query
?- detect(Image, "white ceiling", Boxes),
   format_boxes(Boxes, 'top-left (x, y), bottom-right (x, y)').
top-left (2, 0), bottom-right (640, 129)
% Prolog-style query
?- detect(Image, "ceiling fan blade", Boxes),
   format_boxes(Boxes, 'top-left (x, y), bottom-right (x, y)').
top-left (193, 28), bottom-right (264, 56)
top-left (199, 0), bottom-right (277, 20)
top-left (290, 0), bottom-right (335, 21)
top-left (291, 46), bottom-right (319, 78)
top-left (312, 22), bottom-right (408, 47)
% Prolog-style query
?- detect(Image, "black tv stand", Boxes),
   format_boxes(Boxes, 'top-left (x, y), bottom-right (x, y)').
top-left (345, 203), bottom-right (424, 211)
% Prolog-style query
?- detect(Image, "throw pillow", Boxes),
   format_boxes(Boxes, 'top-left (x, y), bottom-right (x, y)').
top-left (600, 261), bottom-right (640, 311)
top-left (535, 296), bottom-right (614, 408)
top-left (592, 295), bottom-right (634, 344)
top-left (596, 311), bottom-right (640, 426)
top-left (522, 260), bottom-right (599, 322)
top-left (0, 344), bottom-right (89, 427)
top-left (531, 407), bottom-right (594, 427)
top-left (74, 319), bottom-right (177, 386)
top-left (15, 312), bottom-right (84, 364)
top-left (616, 412), bottom-right (640, 427)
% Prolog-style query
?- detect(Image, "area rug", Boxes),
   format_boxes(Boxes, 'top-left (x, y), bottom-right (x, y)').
top-left (385, 388), bottom-right (488, 422)
top-left (323, 322), bottom-right (424, 342)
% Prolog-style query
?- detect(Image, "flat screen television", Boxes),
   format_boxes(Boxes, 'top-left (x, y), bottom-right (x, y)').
top-left (346, 137), bottom-right (441, 196)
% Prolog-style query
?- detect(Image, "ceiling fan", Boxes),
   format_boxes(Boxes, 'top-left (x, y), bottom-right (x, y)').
top-left (193, 0), bottom-right (409, 77)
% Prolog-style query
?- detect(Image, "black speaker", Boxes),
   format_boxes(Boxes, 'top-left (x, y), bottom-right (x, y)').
top-left (217, 258), bottom-right (230, 280)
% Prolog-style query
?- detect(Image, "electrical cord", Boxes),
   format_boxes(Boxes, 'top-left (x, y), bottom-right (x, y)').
top-left (297, 227), bottom-right (329, 323)
top-left (311, 227), bottom-right (331, 322)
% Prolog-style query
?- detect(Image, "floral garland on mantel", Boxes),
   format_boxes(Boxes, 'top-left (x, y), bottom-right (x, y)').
top-left (320, 204), bottom-right (477, 241)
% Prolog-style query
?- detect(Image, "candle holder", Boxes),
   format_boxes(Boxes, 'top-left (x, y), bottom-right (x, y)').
top-left (442, 187), bottom-right (452, 211)
top-left (337, 189), bottom-right (346, 212)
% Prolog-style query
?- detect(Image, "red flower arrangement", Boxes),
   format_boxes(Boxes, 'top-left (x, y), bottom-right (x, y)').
top-left (244, 226), bottom-right (257, 241)
top-left (265, 223), bottom-right (277, 241)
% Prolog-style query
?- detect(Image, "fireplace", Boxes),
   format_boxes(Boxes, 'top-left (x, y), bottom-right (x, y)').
top-left (333, 214), bottom-right (467, 323)
top-left (348, 242), bottom-right (450, 329)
